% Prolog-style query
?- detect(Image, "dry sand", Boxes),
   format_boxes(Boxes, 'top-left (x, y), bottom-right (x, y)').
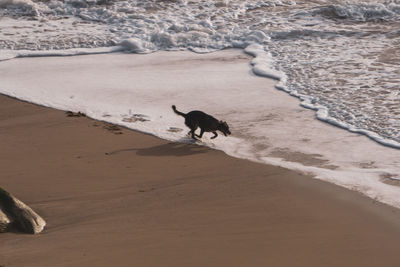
top-left (1, 94), bottom-right (400, 267)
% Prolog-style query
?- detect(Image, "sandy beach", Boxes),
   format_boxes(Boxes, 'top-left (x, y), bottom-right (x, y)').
top-left (1, 0), bottom-right (400, 265)
top-left (1, 93), bottom-right (400, 266)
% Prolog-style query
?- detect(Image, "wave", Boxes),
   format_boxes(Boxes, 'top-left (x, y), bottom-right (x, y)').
top-left (314, 2), bottom-right (400, 22)
top-left (244, 45), bottom-right (400, 150)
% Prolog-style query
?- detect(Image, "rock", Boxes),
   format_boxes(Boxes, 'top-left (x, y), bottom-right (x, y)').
top-left (0, 187), bottom-right (46, 234)
top-left (11, 198), bottom-right (46, 234)
top-left (0, 209), bottom-right (11, 233)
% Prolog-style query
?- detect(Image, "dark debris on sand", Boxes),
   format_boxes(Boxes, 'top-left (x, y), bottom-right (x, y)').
top-left (66, 111), bottom-right (86, 117)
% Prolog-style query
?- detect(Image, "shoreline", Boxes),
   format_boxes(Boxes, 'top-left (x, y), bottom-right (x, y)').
top-left (0, 49), bottom-right (399, 208)
top-left (2, 94), bottom-right (400, 266)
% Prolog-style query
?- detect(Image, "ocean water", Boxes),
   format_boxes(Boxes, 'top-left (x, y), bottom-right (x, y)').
top-left (1, 0), bottom-right (400, 206)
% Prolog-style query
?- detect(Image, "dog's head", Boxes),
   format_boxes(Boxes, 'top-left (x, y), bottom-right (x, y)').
top-left (218, 121), bottom-right (231, 137)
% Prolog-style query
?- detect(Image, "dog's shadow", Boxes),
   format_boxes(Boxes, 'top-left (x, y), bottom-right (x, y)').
top-left (106, 139), bottom-right (208, 157)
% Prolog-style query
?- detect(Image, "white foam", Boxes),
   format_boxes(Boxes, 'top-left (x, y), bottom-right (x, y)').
top-left (245, 44), bottom-right (282, 81)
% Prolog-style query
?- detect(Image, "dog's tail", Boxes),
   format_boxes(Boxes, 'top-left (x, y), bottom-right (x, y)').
top-left (171, 105), bottom-right (186, 117)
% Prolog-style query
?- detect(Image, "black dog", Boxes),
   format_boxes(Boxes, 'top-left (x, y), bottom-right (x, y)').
top-left (172, 105), bottom-right (231, 140)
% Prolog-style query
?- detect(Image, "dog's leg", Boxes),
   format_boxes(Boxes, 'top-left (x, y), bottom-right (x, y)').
top-left (211, 132), bottom-right (218, 139)
top-left (190, 128), bottom-right (198, 140)
top-left (196, 129), bottom-right (204, 138)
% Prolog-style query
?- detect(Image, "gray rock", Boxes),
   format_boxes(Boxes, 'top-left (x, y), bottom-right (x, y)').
top-left (0, 187), bottom-right (46, 234)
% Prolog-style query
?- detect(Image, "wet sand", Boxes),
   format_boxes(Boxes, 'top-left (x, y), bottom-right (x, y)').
top-left (1, 94), bottom-right (400, 266)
